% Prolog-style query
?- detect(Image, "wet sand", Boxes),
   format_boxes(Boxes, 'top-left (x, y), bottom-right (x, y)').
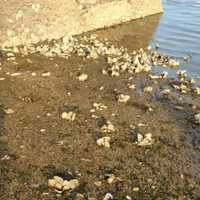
top-left (0, 16), bottom-right (200, 200)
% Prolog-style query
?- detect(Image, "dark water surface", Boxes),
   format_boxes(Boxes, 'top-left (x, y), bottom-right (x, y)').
top-left (152, 0), bottom-right (200, 78)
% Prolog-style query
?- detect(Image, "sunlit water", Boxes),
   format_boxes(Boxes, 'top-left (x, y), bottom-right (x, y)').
top-left (151, 0), bottom-right (200, 78)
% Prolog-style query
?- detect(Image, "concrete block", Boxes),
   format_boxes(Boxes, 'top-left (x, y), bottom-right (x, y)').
top-left (0, 0), bottom-right (163, 48)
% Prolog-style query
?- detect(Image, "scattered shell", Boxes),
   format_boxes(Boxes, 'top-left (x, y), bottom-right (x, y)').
top-left (161, 89), bottom-right (171, 95)
top-left (177, 70), bottom-right (187, 81)
top-left (42, 72), bottom-right (51, 77)
top-left (137, 133), bottom-right (153, 146)
top-left (94, 181), bottom-right (102, 187)
top-left (93, 103), bottom-right (107, 111)
top-left (61, 112), bottom-right (76, 121)
top-left (194, 87), bottom-right (200, 95)
top-left (48, 179), bottom-right (56, 188)
top-left (133, 187), bottom-right (140, 192)
top-left (4, 108), bottom-right (15, 114)
top-left (107, 175), bottom-right (121, 184)
top-left (195, 113), bottom-right (200, 124)
top-left (63, 179), bottom-right (80, 191)
top-left (117, 94), bottom-right (130, 103)
top-left (168, 59), bottom-right (180, 68)
top-left (101, 121), bottom-right (115, 133)
top-left (97, 137), bottom-right (111, 148)
top-left (48, 176), bottom-right (79, 192)
top-left (144, 86), bottom-right (153, 93)
top-left (103, 193), bottom-right (114, 200)
top-left (78, 73), bottom-right (88, 81)
top-left (10, 72), bottom-right (22, 77)
top-left (127, 84), bottom-right (136, 90)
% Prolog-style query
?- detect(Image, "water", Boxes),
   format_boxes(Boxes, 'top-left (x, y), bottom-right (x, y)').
top-left (151, 0), bottom-right (200, 78)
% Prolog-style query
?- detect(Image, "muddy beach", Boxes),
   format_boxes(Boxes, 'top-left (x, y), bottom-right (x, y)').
top-left (1, 14), bottom-right (200, 200)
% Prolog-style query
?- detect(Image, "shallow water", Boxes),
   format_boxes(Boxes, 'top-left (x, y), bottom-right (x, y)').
top-left (152, 0), bottom-right (200, 78)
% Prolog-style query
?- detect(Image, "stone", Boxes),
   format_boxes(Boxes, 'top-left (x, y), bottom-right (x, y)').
top-left (0, 0), bottom-right (163, 48)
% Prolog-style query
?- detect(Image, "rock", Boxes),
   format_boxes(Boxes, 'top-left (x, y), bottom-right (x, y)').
top-left (78, 73), bottom-right (88, 81)
top-left (61, 111), bottom-right (76, 121)
top-left (97, 137), bottom-right (111, 148)
top-left (195, 113), bottom-right (200, 124)
top-left (117, 94), bottom-right (130, 103)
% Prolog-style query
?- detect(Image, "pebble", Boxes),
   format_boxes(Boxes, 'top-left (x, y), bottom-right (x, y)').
top-left (61, 111), bottom-right (76, 121)
top-left (78, 73), bottom-right (88, 81)
top-left (97, 137), bottom-right (111, 148)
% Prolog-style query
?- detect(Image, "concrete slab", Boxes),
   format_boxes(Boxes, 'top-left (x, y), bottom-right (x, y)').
top-left (0, 0), bottom-right (163, 48)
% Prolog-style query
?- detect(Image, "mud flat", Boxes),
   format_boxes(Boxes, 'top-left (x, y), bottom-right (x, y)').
top-left (0, 17), bottom-right (200, 200)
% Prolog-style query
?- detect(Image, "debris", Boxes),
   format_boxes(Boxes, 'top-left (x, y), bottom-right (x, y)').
top-left (61, 112), bottom-right (76, 121)
top-left (97, 137), bottom-right (111, 148)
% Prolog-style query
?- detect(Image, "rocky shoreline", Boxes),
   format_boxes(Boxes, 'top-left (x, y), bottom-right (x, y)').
top-left (0, 34), bottom-right (200, 199)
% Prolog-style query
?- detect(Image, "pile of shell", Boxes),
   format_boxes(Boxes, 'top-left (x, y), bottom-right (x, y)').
top-left (48, 176), bottom-right (79, 193)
